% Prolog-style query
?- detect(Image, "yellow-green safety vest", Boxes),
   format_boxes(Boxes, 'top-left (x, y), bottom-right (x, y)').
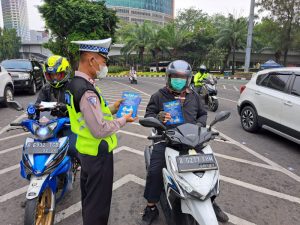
top-left (194, 72), bottom-right (209, 87)
top-left (66, 86), bottom-right (118, 156)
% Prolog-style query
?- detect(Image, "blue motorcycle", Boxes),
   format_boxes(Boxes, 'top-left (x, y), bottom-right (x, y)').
top-left (8, 101), bottom-right (78, 225)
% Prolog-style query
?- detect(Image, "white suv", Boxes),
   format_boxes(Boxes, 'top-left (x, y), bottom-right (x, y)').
top-left (0, 65), bottom-right (14, 107)
top-left (237, 68), bottom-right (300, 144)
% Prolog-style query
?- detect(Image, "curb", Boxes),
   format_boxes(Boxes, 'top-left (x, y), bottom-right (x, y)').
top-left (217, 77), bottom-right (250, 81)
top-left (107, 75), bottom-right (165, 78)
top-left (107, 75), bottom-right (250, 80)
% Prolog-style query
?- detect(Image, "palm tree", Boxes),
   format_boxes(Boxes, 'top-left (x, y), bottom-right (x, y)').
top-left (159, 22), bottom-right (188, 58)
top-left (215, 15), bottom-right (247, 74)
top-left (146, 27), bottom-right (169, 71)
top-left (121, 22), bottom-right (152, 68)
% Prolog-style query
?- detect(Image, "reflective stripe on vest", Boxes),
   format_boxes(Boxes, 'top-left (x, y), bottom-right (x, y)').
top-left (66, 87), bottom-right (118, 156)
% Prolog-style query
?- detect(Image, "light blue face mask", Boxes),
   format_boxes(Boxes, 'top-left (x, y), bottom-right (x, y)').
top-left (170, 78), bottom-right (187, 91)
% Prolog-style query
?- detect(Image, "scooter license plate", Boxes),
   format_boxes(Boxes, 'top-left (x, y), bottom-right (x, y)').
top-left (25, 142), bottom-right (60, 154)
top-left (176, 154), bottom-right (218, 172)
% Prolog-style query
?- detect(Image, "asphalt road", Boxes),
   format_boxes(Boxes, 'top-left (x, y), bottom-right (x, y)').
top-left (0, 77), bottom-right (299, 225)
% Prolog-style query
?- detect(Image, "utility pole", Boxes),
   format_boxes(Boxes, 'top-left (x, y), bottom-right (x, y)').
top-left (244, 0), bottom-right (255, 72)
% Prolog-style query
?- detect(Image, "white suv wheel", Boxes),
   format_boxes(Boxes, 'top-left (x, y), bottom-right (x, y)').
top-left (241, 106), bottom-right (260, 132)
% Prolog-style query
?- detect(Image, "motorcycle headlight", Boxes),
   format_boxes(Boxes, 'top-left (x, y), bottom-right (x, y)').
top-left (33, 122), bottom-right (57, 141)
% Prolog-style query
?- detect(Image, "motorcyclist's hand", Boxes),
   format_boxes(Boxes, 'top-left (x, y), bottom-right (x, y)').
top-left (123, 111), bottom-right (137, 123)
top-left (157, 111), bottom-right (171, 124)
top-left (113, 99), bottom-right (124, 111)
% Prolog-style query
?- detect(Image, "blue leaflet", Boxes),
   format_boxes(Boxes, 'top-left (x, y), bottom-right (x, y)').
top-left (116, 92), bottom-right (141, 118)
top-left (163, 100), bottom-right (184, 125)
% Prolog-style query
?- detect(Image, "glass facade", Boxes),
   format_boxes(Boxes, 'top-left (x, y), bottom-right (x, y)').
top-left (105, 0), bottom-right (173, 16)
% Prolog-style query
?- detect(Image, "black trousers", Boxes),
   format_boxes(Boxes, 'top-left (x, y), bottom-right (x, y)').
top-left (78, 147), bottom-right (114, 225)
top-left (144, 142), bottom-right (167, 203)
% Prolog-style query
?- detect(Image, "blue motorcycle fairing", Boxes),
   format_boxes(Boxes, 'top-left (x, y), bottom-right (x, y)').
top-left (37, 157), bottom-right (71, 197)
top-left (23, 136), bottom-right (69, 176)
top-left (49, 156), bottom-right (71, 180)
top-left (20, 117), bottom-right (70, 137)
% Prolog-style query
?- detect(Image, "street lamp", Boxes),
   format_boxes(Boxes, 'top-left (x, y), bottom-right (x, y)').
top-left (244, 0), bottom-right (255, 72)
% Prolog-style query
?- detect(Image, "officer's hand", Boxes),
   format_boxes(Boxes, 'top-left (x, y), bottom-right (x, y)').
top-left (123, 111), bottom-right (137, 123)
top-left (113, 99), bottom-right (124, 111)
top-left (157, 111), bottom-right (171, 124)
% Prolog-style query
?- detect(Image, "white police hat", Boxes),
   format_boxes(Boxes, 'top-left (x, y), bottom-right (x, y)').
top-left (71, 38), bottom-right (112, 59)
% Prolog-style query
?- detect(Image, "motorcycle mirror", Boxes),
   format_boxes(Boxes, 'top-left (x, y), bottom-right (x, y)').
top-left (7, 100), bottom-right (24, 111)
top-left (139, 117), bottom-right (166, 131)
top-left (209, 111), bottom-right (231, 130)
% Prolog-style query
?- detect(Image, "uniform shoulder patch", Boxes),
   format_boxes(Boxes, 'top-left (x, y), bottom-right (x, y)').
top-left (65, 92), bottom-right (71, 105)
top-left (87, 96), bottom-right (97, 106)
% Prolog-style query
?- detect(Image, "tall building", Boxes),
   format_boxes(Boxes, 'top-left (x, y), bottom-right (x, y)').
top-left (104, 0), bottom-right (174, 25)
top-left (1, 0), bottom-right (30, 41)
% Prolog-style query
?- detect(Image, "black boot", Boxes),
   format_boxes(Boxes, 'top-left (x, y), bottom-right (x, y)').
top-left (213, 202), bottom-right (229, 223)
top-left (141, 205), bottom-right (159, 225)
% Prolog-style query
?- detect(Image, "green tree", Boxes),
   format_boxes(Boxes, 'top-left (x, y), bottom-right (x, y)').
top-left (121, 22), bottom-right (153, 68)
top-left (0, 28), bottom-right (21, 61)
top-left (176, 8), bottom-right (208, 32)
top-left (257, 0), bottom-right (300, 65)
top-left (215, 15), bottom-right (247, 74)
top-left (39, 0), bottom-right (118, 69)
top-left (253, 18), bottom-right (283, 62)
top-left (159, 22), bottom-right (188, 58)
top-left (146, 27), bottom-right (169, 72)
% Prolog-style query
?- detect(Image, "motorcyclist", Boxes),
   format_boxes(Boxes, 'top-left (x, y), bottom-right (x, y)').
top-left (193, 64), bottom-right (209, 94)
top-left (35, 55), bottom-right (78, 161)
top-left (141, 60), bottom-right (229, 224)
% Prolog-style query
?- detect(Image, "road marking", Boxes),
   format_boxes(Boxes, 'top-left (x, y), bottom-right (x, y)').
top-left (0, 185), bottom-right (28, 203)
top-left (218, 97), bottom-right (238, 103)
top-left (103, 96), bottom-right (149, 104)
top-left (55, 173), bottom-right (254, 225)
top-left (0, 145), bottom-right (22, 155)
top-left (234, 86), bottom-right (239, 91)
top-left (0, 164), bottom-right (19, 175)
top-left (117, 130), bottom-right (148, 139)
top-left (140, 80), bottom-right (165, 86)
top-left (114, 146), bottom-right (144, 156)
top-left (2, 145), bottom-right (299, 210)
top-left (0, 113), bottom-right (27, 135)
top-left (223, 85), bottom-right (227, 89)
top-left (215, 129), bottom-right (300, 183)
top-left (114, 81), bottom-right (151, 97)
top-left (0, 132), bottom-right (29, 142)
top-left (215, 153), bottom-right (280, 171)
top-left (54, 174), bottom-right (146, 224)
top-left (220, 175), bottom-right (300, 204)
top-left (226, 212), bottom-right (256, 225)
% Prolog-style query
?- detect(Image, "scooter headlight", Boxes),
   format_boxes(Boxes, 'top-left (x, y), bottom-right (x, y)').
top-left (169, 158), bottom-right (203, 199)
top-left (34, 122), bottom-right (56, 141)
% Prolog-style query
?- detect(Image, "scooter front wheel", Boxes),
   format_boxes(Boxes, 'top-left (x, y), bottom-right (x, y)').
top-left (208, 97), bottom-right (219, 112)
top-left (24, 188), bottom-right (55, 225)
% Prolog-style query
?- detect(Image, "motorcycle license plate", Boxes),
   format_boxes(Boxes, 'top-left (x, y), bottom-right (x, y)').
top-left (25, 142), bottom-right (60, 154)
top-left (176, 154), bottom-right (217, 172)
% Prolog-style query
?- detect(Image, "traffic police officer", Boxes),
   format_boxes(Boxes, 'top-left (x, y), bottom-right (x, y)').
top-left (65, 38), bottom-right (135, 225)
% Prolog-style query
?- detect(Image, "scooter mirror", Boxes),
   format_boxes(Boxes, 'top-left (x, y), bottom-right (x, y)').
top-left (139, 117), bottom-right (166, 131)
top-left (7, 100), bottom-right (24, 111)
top-left (215, 111), bottom-right (230, 122)
top-left (209, 111), bottom-right (231, 130)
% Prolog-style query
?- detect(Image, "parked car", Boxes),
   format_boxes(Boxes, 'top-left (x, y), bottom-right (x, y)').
top-left (238, 68), bottom-right (300, 144)
top-left (1, 59), bottom-right (45, 95)
top-left (0, 65), bottom-right (14, 107)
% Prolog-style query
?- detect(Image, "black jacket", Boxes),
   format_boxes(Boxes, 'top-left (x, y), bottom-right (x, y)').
top-left (145, 87), bottom-right (207, 128)
top-left (36, 83), bottom-right (69, 117)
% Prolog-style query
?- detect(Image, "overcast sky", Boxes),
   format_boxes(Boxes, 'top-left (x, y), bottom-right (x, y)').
top-left (0, 0), bottom-right (252, 30)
